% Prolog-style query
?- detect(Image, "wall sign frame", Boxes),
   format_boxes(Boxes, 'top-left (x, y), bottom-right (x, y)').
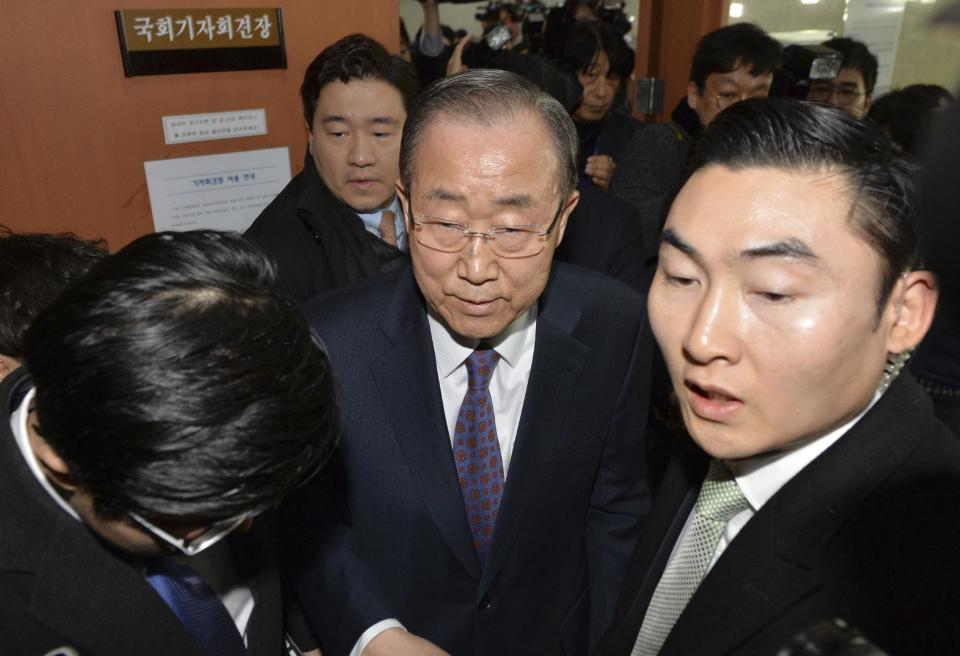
top-left (115, 8), bottom-right (286, 77)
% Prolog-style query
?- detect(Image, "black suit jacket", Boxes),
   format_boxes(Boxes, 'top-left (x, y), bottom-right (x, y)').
top-left (555, 181), bottom-right (649, 293)
top-left (0, 369), bottom-right (301, 656)
top-left (283, 264), bottom-right (652, 656)
top-left (244, 153), bottom-right (407, 303)
top-left (598, 373), bottom-right (960, 655)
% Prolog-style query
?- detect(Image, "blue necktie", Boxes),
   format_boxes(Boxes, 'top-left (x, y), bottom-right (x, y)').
top-left (146, 558), bottom-right (247, 656)
top-left (454, 347), bottom-right (505, 567)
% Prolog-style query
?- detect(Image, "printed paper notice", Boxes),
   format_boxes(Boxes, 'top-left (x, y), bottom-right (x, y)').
top-left (145, 147), bottom-right (291, 233)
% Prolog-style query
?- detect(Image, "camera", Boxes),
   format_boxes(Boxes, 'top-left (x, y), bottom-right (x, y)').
top-left (770, 44), bottom-right (843, 100)
top-left (462, 24), bottom-right (514, 68)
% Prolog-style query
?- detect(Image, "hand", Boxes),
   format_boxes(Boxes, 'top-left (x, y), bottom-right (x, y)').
top-left (585, 154), bottom-right (616, 192)
top-left (362, 628), bottom-right (449, 656)
top-left (446, 35), bottom-right (473, 77)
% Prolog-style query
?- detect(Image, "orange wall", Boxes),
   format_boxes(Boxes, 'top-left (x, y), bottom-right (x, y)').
top-left (0, 0), bottom-right (399, 249)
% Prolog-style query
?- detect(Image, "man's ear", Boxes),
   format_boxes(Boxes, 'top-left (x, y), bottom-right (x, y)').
top-left (687, 81), bottom-right (701, 111)
top-left (885, 270), bottom-right (938, 354)
top-left (305, 120), bottom-right (314, 153)
top-left (27, 414), bottom-right (78, 491)
top-left (396, 181), bottom-right (412, 232)
top-left (553, 189), bottom-right (580, 247)
top-left (0, 354), bottom-right (19, 383)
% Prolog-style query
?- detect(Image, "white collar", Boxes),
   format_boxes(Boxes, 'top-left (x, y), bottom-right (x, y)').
top-left (427, 305), bottom-right (536, 378)
top-left (11, 386), bottom-right (82, 522)
top-left (727, 391), bottom-right (882, 512)
top-left (355, 195), bottom-right (403, 224)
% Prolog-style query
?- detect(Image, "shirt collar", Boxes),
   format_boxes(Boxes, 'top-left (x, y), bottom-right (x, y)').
top-left (11, 386), bottom-right (82, 522)
top-left (427, 305), bottom-right (537, 378)
top-left (727, 391), bottom-right (882, 512)
top-left (355, 196), bottom-right (403, 232)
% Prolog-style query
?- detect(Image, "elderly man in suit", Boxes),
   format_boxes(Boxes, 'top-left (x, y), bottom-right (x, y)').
top-left (1, 231), bottom-right (339, 655)
top-left (598, 99), bottom-right (960, 656)
top-left (283, 69), bottom-right (653, 656)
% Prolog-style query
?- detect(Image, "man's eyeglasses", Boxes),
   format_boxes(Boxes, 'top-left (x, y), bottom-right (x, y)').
top-left (129, 509), bottom-right (258, 556)
top-left (806, 82), bottom-right (866, 106)
top-left (408, 196), bottom-right (566, 259)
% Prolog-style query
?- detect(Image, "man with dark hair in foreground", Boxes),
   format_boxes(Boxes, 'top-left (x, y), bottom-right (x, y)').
top-left (1, 230), bottom-right (339, 655)
top-left (0, 226), bottom-right (107, 382)
top-left (599, 99), bottom-right (958, 655)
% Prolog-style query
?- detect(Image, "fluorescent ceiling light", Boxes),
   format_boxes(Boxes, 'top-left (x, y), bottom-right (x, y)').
top-left (729, 2), bottom-right (744, 18)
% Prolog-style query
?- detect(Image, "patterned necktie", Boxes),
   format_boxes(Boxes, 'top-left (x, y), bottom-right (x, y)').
top-left (632, 460), bottom-right (750, 656)
top-left (146, 557), bottom-right (247, 656)
top-left (454, 346), bottom-right (505, 566)
top-left (379, 210), bottom-right (398, 247)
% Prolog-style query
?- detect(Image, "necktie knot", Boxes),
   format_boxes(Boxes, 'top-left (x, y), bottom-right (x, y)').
top-left (465, 347), bottom-right (501, 391)
top-left (695, 459), bottom-right (750, 523)
top-left (379, 210), bottom-right (398, 247)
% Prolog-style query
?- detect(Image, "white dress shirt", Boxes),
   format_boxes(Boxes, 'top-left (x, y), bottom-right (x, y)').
top-left (664, 393), bottom-right (882, 574)
top-left (10, 387), bottom-right (254, 640)
top-left (350, 306), bottom-right (538, 656)
top-left (355, 196), bottom-right (408, 252)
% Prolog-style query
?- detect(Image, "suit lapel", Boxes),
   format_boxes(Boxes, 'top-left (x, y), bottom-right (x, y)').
top-left (27, 520), bottom-right (206, 656)
top-left (230, 519), bottom-right (283, 656)
top-left (372, 272), bottom-right (482, 580)
top-left (479, 275), bottom-right (589, 592)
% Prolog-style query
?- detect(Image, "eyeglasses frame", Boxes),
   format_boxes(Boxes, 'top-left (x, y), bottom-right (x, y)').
top-left (406, 190), bottom-right (567, 259)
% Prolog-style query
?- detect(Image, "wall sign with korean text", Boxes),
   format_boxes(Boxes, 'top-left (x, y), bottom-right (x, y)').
top-left (115, 8), bottom-right (285, 77)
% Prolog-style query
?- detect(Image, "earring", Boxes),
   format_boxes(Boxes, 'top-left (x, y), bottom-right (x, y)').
top-left (878, 349), bottom-right (913, 393)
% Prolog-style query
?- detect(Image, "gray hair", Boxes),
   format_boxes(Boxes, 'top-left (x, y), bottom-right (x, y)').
top-left (399, 69), bottom-right (579, 199)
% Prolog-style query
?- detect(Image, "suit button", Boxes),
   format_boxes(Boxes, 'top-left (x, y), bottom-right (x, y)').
top-left (479, 595), bottom-right (493, 612)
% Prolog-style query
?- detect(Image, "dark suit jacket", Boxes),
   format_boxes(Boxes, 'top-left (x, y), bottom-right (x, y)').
top-left (0, 369), bottom-right (303, 656)
top-left (555, 181), bottom-right (649, 293)
top-left (284, 264), bottom-right (652, 656)
top-left (598, 373), bottom-right (960, 656)
top-left (244, 153), bottom-right (407, 303)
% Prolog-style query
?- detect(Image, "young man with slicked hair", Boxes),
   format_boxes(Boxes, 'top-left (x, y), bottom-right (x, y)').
top-left (599, 99), bottom-right (957, 656)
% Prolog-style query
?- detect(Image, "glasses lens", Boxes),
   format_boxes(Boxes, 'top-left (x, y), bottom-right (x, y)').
top-left (490, 229), bottom-right (537, 257)
top-left (129, 511), bottom-right (252, 556)
top-left (418, 222), bottom-right (466, 252)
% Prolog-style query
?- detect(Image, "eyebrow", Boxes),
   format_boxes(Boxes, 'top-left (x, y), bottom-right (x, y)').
top-left (661, 228), bottom-right (820, 264)
top-left (320, 115), bottom-right (400, 126)
top-left (740, 239), bottom-right (819, 262)
top-left (422, 189), bottom-right (535, 209)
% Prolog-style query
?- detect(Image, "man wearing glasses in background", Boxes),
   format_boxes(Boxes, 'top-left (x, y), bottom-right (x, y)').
top-left (808, 37), bottom-right (878, 119)
top-left (1, 231), bottom-right (339, 656)
top-left (283, 69), bottom-right (653, 656)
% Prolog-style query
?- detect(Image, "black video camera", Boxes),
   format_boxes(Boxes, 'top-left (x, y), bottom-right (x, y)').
top-left (770, 44), bottom-right (843, 100)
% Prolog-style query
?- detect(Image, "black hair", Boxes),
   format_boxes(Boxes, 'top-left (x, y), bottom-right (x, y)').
top-left (822, 37), bottom-right (879, 96)
top-left (689, 23), bottom-right (781, 90)
top-left (0, 227), bottom-right (107, 359)
top-left (25, 230), bottom-right (340, 522)
top-left (686, 98), bottom-right (917, 310)
top-left (300, 33), bottom-right (420, 126)
top-left (499, 3), bottom-right (521, 23)
top-left (867, 85), bottom-right (954, 158)
top-left (560, 19), bottom-right (634, 79)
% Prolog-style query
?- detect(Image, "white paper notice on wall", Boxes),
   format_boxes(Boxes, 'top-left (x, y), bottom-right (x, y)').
top-left (144, 147), bottom-right (291, 233)
top-left (162, 109), bottom-right (268, 145)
